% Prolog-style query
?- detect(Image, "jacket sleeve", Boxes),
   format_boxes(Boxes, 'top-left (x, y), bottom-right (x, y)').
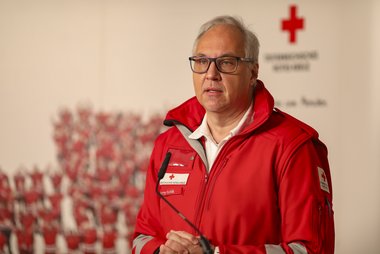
top-left (132, 142), bottom-right (166, 254)
top-left (217, 140), bottom-right (334, 254)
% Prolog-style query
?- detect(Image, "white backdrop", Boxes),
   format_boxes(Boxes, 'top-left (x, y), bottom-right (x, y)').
top-left (0, 0), bottom-right (379, 253)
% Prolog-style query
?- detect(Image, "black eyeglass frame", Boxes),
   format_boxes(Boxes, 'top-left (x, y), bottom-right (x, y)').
top-left (188, 56), bottom-right (255, 74)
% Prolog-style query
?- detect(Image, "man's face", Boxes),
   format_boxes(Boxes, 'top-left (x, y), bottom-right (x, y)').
top-left (192, 24), bottom-right (258, 116)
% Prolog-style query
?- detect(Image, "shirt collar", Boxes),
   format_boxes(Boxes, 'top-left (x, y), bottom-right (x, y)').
top-left (189, 103), bottom-right (254, 142)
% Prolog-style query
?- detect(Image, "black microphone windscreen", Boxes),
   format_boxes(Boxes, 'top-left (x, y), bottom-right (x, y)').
top-left (157, 152), bottom-right (171, 180)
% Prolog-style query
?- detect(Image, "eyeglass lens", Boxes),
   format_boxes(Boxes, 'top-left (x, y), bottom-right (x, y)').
top-left (191, 57), bottom-right (238, 73)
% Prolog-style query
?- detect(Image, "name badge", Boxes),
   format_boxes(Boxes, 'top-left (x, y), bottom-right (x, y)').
top-left (160, 173), bottom-right (189, 185)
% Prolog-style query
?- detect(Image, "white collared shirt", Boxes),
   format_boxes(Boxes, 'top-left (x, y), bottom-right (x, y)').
top-left (189, 103), bottom-right (254, 170)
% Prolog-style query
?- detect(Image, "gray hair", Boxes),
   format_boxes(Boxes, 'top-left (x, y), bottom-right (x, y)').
top-left (192, 15), bottom-right (260, 64)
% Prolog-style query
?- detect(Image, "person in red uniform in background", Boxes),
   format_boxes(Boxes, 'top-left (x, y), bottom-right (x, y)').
top-left (40, 207), bottom-right (61, 254)
top-left (79, 221), bottom-right (98, 254)
top-left (64, 229), bottom-right (81, 254)
top-left (0, 175), bottom-right (14, 254)
top-left (100, 204), bottom-right (118, 254)
top-left (133, 15), bottom-right (334, 254)
top-left (49, 169), bottom-right (63, 193)
top-left (101, 223), bottom-right (118, 254)
top-left (0, 200), bottom-right (14, 254)
top-left (15, 225), bottom-right (34, 254)
top-left (16, 209), bottom-right (36, 254)
top-left (13, 167), bottom-right (27, 209)
top-left (29, 166), bottom-right (44, 195)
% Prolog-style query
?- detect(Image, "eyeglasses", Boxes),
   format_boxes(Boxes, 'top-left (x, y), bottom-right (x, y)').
top-left (189, 56), bottom-right (254, 74)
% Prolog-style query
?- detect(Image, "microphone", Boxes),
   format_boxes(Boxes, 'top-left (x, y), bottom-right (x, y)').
top-left (156, 152), bottom-right (213, 254)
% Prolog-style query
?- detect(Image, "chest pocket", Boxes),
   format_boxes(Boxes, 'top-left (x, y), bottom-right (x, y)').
top-left (167, 148), bottom-right (196, 170)
top-left (159, 148), bottom-right (196, 197)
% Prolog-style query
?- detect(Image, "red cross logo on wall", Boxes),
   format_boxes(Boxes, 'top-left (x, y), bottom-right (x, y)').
top-left (281, 5), bottom-right (304, 44)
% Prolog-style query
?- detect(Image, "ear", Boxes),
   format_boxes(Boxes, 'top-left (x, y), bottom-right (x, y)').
top-left (250, 63), bottom-right (259, 85)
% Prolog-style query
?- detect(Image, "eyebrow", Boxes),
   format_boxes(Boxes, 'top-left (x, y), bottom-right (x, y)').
top-left (193, 53), bottom-right (239, 58)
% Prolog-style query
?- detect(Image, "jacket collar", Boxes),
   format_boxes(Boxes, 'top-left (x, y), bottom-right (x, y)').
top-left (164, 80), bottom-right (274, 133)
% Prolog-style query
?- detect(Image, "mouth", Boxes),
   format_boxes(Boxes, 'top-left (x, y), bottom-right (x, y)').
top-left (204, 87), bottom-right (223, 93)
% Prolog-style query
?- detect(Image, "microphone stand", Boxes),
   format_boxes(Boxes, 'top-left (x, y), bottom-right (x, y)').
top-left (156, 152), bottom-right (213, 254)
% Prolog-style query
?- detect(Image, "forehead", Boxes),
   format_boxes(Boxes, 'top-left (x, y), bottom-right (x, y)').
top-left (195, 24), bottom-right (245, 56)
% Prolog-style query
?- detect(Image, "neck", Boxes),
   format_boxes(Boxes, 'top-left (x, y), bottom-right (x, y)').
top-left (206, 103), bottom-right (251, 144)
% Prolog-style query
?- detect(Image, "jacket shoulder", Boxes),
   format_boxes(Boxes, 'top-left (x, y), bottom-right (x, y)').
top-left (257, 108), bottom-right (328, 167)
top-left (257, 108), bottom-right (317, 142)
top-left (274, 108), bottom-right (319, 139)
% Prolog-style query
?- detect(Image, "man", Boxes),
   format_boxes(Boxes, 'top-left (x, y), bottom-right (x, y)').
top-left (133, 16), bottom-right (334, 254)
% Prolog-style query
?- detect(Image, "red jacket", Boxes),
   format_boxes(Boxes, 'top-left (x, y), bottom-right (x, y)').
top-left (133, 81), bottom-right (334, 254)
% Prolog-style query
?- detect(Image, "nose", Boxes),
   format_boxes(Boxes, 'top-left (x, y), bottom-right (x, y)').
top-left (206, 61), bottom-right (221, 80)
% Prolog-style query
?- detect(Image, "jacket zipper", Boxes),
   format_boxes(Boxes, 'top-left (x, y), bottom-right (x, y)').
top-left (205, 158), bottom-right (228, 211)
top-left (193, 172), bottom-right (209, 234)
top-left (193, 137), bottom-right (237, 231)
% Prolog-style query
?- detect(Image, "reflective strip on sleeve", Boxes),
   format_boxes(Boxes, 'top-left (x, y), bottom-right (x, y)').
top-left (265, 243), bottom-right (307, 254)
top-left (265, 244), bottom-right (286, 254)
top-left (133, 234), bottom-right (154, 254)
